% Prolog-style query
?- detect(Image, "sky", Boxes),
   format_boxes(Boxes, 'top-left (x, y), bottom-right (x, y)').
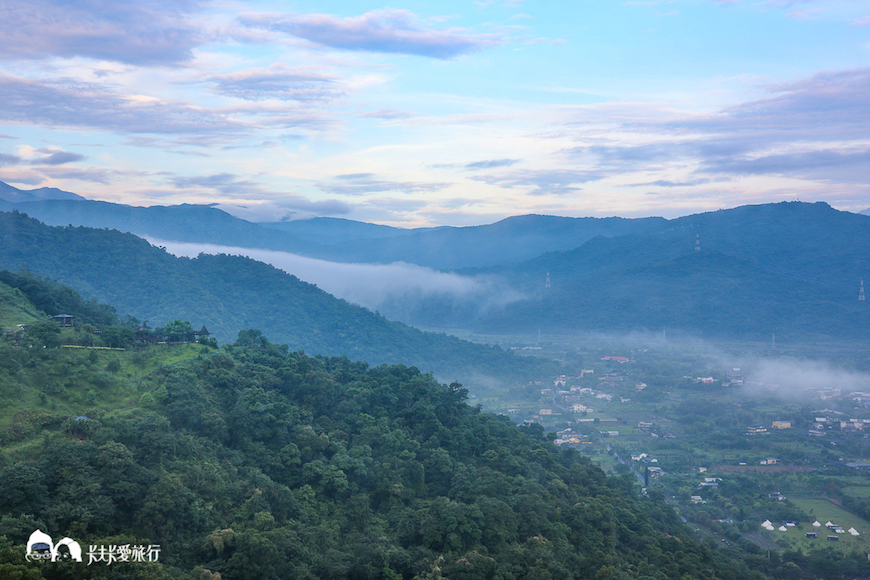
top-left (0, 0), bottom-right (868, 227)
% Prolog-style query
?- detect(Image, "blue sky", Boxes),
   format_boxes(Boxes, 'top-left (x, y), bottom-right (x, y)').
top-left (0, 0), bottom-right (868, 226)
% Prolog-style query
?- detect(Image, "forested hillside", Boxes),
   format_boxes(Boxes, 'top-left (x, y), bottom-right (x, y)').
top-left (453, 202), bottom-right (870, 341)
top-left (5, 200), bottom-right (870, 346)
top-left (290, 214), bottom-right (667, 269)
top-left (0, 270), bottom-right (119, 328)
top-left (0, 329), bottom-right (774, 580)
top-left (0, 211), bottom-right (555, 386)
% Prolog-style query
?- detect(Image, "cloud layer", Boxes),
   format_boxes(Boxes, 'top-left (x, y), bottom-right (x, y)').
top-left (241, 9), bottom-right (497, 58)
top-left (0, 75), bottom-right (246, 138)
top-left (319, 173), bottom-right (451, 195)
top-left (0, 0), bottom-right (203, 65)
top-left (555, 68), bottom-right (870, 196)
top-left (150, 238), bottom-right (521, 318)
top-left (210, 65), bottom-right (343, 102)
top-left (470, 169), bottom-right (605, 195)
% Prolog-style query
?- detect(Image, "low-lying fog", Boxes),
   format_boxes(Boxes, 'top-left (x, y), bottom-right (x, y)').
top-left (565, 331), bottom-right (870, 402)
top-left (148, 238), bottom-right (522, 326)
top-left (742, 358), bottom-right (869, 394)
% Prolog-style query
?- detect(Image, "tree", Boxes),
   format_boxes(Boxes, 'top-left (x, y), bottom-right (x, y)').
top-left (102, 325), bottom-right (134, 348)
top-left (161, 320), bottom-right (196, 343)
top-left (26, 321), bottom-right (61, 348)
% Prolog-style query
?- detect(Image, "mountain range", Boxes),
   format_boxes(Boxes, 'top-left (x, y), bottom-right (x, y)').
top-left (0, 180), bottom-right (84, 202)
top-left (3, 180), bottom-right (870, 345)
top-left (458, 202), bottom-right (870, 341)
top-left (0, 210), bottom-right (558, 387)
top-left (0, 180), bottom-right (663, 270)
top-left (0, 183), bottom-right (861, 580)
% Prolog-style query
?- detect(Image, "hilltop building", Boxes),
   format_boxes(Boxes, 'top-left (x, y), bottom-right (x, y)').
top-left (52, 314), bottom-right (75, 327)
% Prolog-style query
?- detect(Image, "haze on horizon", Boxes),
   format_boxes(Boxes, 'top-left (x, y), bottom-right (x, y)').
top-left (0, 0), bottom-right (868, 228)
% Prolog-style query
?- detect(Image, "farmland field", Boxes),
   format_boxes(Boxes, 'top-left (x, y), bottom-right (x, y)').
top-left (843, 486), bottom-right (870, 498)
top-left (760, 498), bottom-right (870, 552)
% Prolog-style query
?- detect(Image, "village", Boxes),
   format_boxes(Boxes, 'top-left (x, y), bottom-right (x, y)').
top-left (487, 344), bottom-right (870, 559)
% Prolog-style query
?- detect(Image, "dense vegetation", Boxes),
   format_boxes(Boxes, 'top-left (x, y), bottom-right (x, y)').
top-left (0, 270), bottom-right (120, 328)
top-left (7, 193), bottom-right (870, 579)
top-left (457, 202), bottom-right (870, 341)
top-left (0, 211), bottom-right (557, 387)
top-left (0, 326), bottom-right (770, 580)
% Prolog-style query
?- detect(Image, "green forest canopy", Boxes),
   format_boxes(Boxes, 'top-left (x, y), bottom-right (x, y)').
top-left (0, 329), bottom-right (776, 580)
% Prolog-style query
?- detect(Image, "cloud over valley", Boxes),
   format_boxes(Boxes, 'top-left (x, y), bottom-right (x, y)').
top-left (149, 238), bottom-right (524, 325)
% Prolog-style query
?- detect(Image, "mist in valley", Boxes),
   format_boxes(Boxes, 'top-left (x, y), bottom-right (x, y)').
top-left (734, 358), bottom-right (870, 402)
top-left (149, 238), bottom-right (524, 328)
top-left (557, 330), bottom-right (870, 405)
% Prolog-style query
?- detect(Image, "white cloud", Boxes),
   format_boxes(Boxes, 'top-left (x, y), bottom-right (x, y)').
top-left (209, 65), bottom-right (344, 102)
top-left (0, 0), bottom-right (204, 65)
top-left (240, 8), bottom-right (500, 58)
top-left (149, 238), bottom-right (523, 316)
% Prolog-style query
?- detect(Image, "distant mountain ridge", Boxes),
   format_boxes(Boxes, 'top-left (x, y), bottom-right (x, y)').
top-left (0, 180), bottom-right (84, 202)
top-left (454, 202), bottom-right (870, 341)
top-left (0, 181), bottom-right (666, 270)
top-left (258, 216), bottom-right (430, 244)
top-left (0, 196), bottom-right (319, 255)
top-left (313, 214), bottom-right (668, 269)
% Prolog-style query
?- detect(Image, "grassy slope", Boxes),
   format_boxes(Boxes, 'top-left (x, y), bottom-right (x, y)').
top-left (777, 498), bottom-right (870, 552)
top-left (0, 275), bottom-right (205, 430)
top-left (0, 342), bottom-right (203, 430)
top-left (0, 282), bottom-right (44, 328)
